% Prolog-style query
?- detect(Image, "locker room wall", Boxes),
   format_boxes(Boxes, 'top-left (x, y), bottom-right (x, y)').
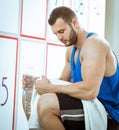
top-left (0, 0), bottom-right (106, 129)
top-left (105, 0), bottom-right (119, 57)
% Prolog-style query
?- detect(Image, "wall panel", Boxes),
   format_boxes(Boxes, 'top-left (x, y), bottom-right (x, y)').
top-left (0, 0), bottom-right (19, 34)
top-left (21, 0), bottom-right (47, 40)
top-left (16, 39), bottom-right (46, 130)
top-left (46, 43), bottom-right (66, 78)
top-left (0, 36), bottom-right (18, 130)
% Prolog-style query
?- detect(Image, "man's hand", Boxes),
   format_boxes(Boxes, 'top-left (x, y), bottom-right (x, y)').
top-left (35, 75), bottom-right (52, 95)
top-left (22, 74), bottom-right (39, 89)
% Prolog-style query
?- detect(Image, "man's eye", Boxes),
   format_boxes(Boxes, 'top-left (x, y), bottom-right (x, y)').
top-left (59, 30), bottom-right (64, 34)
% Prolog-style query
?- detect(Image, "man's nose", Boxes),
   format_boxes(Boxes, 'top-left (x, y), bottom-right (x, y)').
top-left (57, 34), bottom-right (63, 41)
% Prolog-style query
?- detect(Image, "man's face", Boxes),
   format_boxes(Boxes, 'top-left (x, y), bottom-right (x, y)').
top-left (51, 18), bottom-right (77, 46)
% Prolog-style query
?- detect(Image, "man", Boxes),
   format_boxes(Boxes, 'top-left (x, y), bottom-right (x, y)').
top-left (22, 6), bottom-right (119, 130)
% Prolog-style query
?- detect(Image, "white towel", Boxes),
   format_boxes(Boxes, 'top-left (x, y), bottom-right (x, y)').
top-left (82, 99), bottom-right (107, 130)
top-left (28, 79), bottom-right (107, 130)
top-left (28, 88), bottom-right (43, 129)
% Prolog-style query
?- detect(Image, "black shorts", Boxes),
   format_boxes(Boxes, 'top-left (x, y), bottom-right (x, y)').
top-left (56, 93), bottom-right (119, 130)
top-left (56, 93), bottom-right (85, 130)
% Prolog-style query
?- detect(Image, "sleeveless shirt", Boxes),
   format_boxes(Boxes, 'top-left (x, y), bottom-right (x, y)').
top-left (70, 32), bottom-right (119, 122)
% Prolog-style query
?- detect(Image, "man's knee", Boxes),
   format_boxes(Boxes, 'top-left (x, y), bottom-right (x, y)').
top-left (37, 93), bottom-right (60, 118)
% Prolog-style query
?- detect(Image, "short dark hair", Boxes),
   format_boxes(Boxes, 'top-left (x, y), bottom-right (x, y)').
top-left (48, 6), bottom-right (77, 25)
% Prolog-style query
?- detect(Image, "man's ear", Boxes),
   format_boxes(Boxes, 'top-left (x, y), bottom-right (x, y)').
top-left (71, 18), bottom-right (78, 28)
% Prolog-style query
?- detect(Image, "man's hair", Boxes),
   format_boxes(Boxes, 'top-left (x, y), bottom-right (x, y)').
top-left (48, 6), bottom-right (77, 25)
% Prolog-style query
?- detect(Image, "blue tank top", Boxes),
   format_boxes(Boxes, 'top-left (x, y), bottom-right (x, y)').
top-left (70, 32), bottom-right (119, 122)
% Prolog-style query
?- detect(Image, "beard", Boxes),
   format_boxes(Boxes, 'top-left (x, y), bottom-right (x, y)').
top-left (65, 26), bottom-right (77, 47)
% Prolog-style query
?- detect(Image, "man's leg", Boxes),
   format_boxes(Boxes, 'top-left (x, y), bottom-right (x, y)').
top-left (37, 93), bottom-right (65, 130)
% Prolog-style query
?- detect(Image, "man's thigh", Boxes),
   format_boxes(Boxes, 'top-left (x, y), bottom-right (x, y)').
top-left (38, 93), bottom-right (60, 115)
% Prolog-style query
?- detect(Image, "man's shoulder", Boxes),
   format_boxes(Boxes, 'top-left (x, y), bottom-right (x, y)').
top-left (80, 36), bottom-right (110, 59)
top-left (83, 35), bottom-right (110, 51)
